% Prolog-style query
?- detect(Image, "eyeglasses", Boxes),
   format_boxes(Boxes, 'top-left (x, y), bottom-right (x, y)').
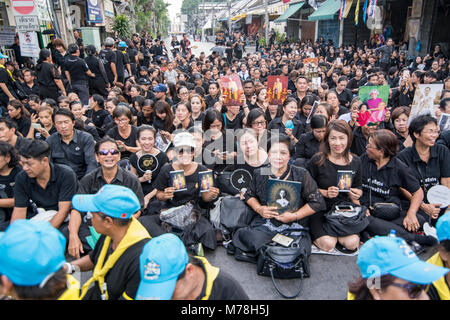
top-left (97, 149), bottom-right (120, 156)
top-left (252, 120), bottom-right (266, 127)
top-left (422, 130), bottom-right (440, 135)
top-left (388, 282), bottom-right (426, 299)
top-left (365, 144), bottom-right (379, 150)
top-left (177, 147), bottom-right (194, 155)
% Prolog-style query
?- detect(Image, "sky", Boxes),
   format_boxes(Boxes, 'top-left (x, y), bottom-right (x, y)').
top-left (166, 0), bottom-right (182, 22)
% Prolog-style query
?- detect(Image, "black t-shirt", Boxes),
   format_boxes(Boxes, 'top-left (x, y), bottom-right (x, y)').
top-left (336, 88), bottom-right (353, 107)
top-left (85, 55), bottom-right (105, 81)
top-left (36, 62), bottom-right (60, 88)
top-left (294, 131), bottom-right (321, 160)
top-left (129, 151), bottom-right (168, 195)
top-left (100, 48), bottom-right (116, 83)
top-left (0, 166), bottom-right (22, 221)
top-left (268, 117), bottom-right (304, 141)
top-left (0, 67), bottom-right (16, 104)
top-left (127, 48), bottom-right (138, 64)
top-left (64, 55), bottom-right (89, 84)
top-left (13, 116), bottom-right (31, 138)
top-left (13, 163), bottom-right (77, 216)
top-left (203, 134), bottom-right (237, 172)
top-left (115, 50), bottom-right (129, 81)
top-left (350, 126), bottom-right (368, 157)
top-left (307, 154), bottom-right (362, 210)
top-left (153, 162), bottom-right (208, 209)
top-left (106, 125), bottom-right (138, 160)
top-left (86, 235), bottom-right (150, 300)
top-left (223, 111), bottom-right (245, 130)
top-left (33, 125), bottom-right (57, 141)
top-left (359, 153), bottom-right (421, 208)
top-left (397, 144), bottom-right (450, 195)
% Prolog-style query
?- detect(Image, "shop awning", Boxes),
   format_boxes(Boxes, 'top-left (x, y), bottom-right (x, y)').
top-left (274, 1), bottom-right (305, 23)
top-left (308, 0), bottom-right (340, 21)
top-left (231, 13), bottom-right (247, 21)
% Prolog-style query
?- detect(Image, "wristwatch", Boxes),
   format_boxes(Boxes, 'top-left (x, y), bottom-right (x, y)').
top-left (64, 262), bottom-right (76, 274)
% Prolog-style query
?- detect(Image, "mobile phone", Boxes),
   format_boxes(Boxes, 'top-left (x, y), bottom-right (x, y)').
top-left (31, 123), bottom-right (42, 130)
top-left (272, 233), bottom-right (294, 247)
top-left (335, 205), bottom-right (354, 212)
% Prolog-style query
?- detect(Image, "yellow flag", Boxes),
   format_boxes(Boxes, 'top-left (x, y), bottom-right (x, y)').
top-left (355, 0), bottom-right (360, 25)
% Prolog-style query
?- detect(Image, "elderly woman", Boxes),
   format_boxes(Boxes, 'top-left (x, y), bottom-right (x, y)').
top-left (231, 134), bottom-right (326, 260)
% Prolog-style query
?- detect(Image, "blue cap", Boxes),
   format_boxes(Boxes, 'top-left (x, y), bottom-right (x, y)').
top-left (357, 236), bottom-right (449, 285)
top-left (0, 53), bottom-right (9, 59)
top-left (436, 211), bottom-right (450, 242)
top-left (136, 234), bottom-right (189, 300)
top-left (154, 84), bottom-right (167, 93)
top-left (118, 41), bottom-right (128, 48)
top-left (0, 220), bottom-right (66, 286)
top-left (72, 184), bottom-right (140, 219)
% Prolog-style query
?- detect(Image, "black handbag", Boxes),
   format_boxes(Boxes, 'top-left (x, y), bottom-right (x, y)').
top-left (215, 170), bottom-right (238, 195)
top-left (323, 203), bottom-right (370, 237)
top-left (368, 162), bottom-right (401, 221)
top-left (257, 227), bottom-right (311, 299)
top-left (220, 196), bottom-right (256, 233)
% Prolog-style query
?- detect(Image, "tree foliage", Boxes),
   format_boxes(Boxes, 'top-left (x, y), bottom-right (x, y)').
top-left (135, 0), bottom-right (170, 36)
top-left (113, 14), bottom-right (132, 39)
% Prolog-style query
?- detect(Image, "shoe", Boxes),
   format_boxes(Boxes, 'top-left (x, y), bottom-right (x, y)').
top-left (423, 222), bottom-right (438, 240)
top-left (335, 243), bottom-right (359, 256)
top-left (226, 241), bottom-right (236, 255)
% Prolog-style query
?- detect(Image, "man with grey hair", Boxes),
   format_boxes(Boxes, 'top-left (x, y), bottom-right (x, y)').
top-left (100, 37), bottom-right (117, 86)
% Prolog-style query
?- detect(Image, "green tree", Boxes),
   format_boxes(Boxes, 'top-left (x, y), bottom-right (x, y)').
top-left (135, 0), bottom-right (170, 36)
top-left (113, 14), bottom-right (132, 39)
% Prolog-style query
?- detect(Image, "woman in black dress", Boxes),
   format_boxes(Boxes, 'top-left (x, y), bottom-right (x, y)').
top-left (294, 115), bottom-right (327, 167)
top-left (85, 45), bottom-right (109, 97)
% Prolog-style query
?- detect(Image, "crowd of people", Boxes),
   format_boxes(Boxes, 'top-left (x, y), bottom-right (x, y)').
top-left (0, 29), bottom-right (449, 300)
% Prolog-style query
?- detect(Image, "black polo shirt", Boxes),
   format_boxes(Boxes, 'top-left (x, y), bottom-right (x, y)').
top-left (99, 48), bottom-right (116, 84)
top-left (268, 116), bottom-right (304, 141)
top-left (85, 235), bottom-right (150, 300)
top-left (20, 81), bottom-right (40, 96)
top-left (359, 153), bottom-right (421, 208)
top-left (64, 54), bottom-right (89, 85)
top-left (350, 126), bottom-right (368, 157)
top-left (78, 166), bottom-right (145, 212)
top-left (194, 258), bottom-right (249, 300)
top-left (13, 163), bottom-right (77, 217)
top-left (46, 129), bottom-right (98, 180)
top-left (397, 144), bottom-right (450, 194)
top-left (294, 131), bottom-right (321, 160)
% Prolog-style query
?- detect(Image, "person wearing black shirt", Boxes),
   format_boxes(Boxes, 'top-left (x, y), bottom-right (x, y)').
top-left (268, 97), bottom-right (304, 145)
top-left (347, 67), bottom-right (364, 94)
top-left (360, 130), bottom-right (436, 246)
top-left (170, 36), bottom-right (181, 58)
top-left (307, 120), bottom-right (364, 253)
top-left (68, 184), bottom-right (150, 300)
top-left (0, 141), bottom-right (22, 231)
top-left (223, 104), bottom-right (246, 131)
top-left (0, 54), bottom-right (18, 112)
top-left (85, 45), bottom-right (109, 97)
top-left (7, 99), bottom-right (30, 137)
top-left (232, 135), bottom-right (326, 256)
top-left (99, 38), bottom-right (117, 86)
top-left (204, 82), bottom-right (221, 109)
top-left (46, 109), bottom-right (97, 180)
top-left (36, 49), bottom-right (66, 101)
top-left (86, 94), bottom-right (112, 137)
top-left (64, 44), bottom-right (95, 106)
top-left (127, 41), bottom-right (139, 76)
top-left (294, 115), bottom-right (327, 166)
top-left (65, 137), bottom-right (145, 259)
top-left (115, 42), bottom-right (131, 84)
top-left (0, 118), bottom-right (27, 151)
top-left (136, 234), bottom-right (249, 300)
top-left (335, 76), bottom-right (353, 108)
top-left (180, 34), bottom-right (191, 58)
top-left (74, 29), bottom-right (84, 59)
top-left (20, 69), bottom-right (40, 97)
top-left (397, 115), bottom-right (450, 228)
top-left (351, 124), bottom-right (378, 156)
top-left (390, 106), bottom-right (411, 151)
top-left (106, 105), bottom-right (140, 161)
top-left (11, 139), bottom-right (77, 230)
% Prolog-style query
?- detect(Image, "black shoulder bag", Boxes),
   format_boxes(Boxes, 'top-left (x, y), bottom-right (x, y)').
top-left (368, 161), bottom-right (401, 221)
top-left (257, 227), bottom-right (311, 299)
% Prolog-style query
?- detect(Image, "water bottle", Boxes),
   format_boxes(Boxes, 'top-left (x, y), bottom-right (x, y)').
top-left (388, 229), bottom-right (396, 238)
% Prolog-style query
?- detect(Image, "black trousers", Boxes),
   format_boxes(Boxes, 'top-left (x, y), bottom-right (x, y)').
top-left (39, 86), bottom-right (60, 101)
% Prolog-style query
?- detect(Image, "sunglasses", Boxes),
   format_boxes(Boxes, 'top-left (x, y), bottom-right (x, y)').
top-left (97, 149), bottom-right (120, 156)
top-left (388, 282), bottom-right (427, 299)
top-left (177, 147), bottom-right (194, 155)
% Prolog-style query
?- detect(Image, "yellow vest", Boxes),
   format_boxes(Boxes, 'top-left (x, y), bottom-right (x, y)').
top-left (80, 218), bottom-right (151, 300)
top-left (426, 252), bottom-right (450, 300)
top-left (195, 256), bottom-right (220, 300)
top-left (347, 291), bottom-right (356, 300)
top-left (58, 275), bottom-right (81, 300)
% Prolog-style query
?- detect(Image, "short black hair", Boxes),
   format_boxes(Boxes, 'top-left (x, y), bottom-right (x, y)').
top-left (338, 75), bottom-right (348, 83)
top-left (0, 141), bottom-right (19, 168)
top-left (95, 136), bottom-right (119, 154)
top-left (440, 97), bottom-right (450, 111)
top-left (0, 118), bottom-right (17, 131)
top-left (54, 108), bottom-right (75, 122)
top-left (18, 139), bottom-right (50, 160)
top-left (92, 94), bottom-right (105, 109)
top-left (409, 114), bottom-right (438, 143)
top-left (310, 115), bottom-right (328, 129)
top-left (67, 43), bottom-right (79, 54)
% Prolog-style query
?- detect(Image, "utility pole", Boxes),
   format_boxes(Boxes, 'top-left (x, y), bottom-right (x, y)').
top-left (228, 0), bottom-right (231, 37)
top-left (130, 0), bottom-right (136, 33)
top-left (202, 0), bottom-right (206, 41)
top-left (264, 0), bottom-right (269, 47)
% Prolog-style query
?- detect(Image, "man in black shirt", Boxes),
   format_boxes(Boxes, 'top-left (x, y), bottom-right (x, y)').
top-left (335, 76), bottom-right (353, 108)
top-left (20, 69), bottom-right (40, 97)
top-left (65, 137), bottom-right (144, 259)
top-left (46, 109), bottom-right (97, 180)
top-left (135, 233), bottom-right (249, 300)
top-left (64, 43), bottom-right (95, 106)
top-left (0, 53), bottom-right (17, 114)
top-left (115, 41), bottom-right (131, 84)
top-left (68, 184), bottom-right (150, 300)
top-left (180, 34), bottom-right (191, 58)
top-left (73, 29), bottom-right (84, 58)
top-left (100, 37), bottom-right (117, 86)
top-left (0, 118), bottom-right (26, 151)
top-left (11, 139), bottom-right (77, 230)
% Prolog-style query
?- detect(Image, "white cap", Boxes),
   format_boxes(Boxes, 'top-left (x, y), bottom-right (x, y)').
top-left (173, 132), bottom-right (195, 148)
